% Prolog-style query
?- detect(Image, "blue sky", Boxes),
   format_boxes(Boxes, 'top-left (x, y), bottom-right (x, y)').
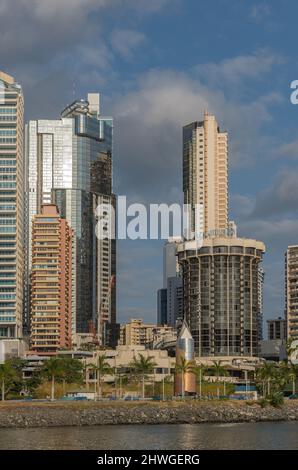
top-left (2, 0), bottom-right (298, 332)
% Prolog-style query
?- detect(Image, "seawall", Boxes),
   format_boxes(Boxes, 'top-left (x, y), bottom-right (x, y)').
top-left (0, 400), bottom-right (298, 428)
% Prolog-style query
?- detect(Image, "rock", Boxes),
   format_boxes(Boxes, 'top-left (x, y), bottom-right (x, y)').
top-left (0, 401), bottom-right (298, 428)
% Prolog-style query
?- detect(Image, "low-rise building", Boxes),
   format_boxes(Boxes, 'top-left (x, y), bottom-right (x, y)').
top-left (118, 318), bottom-right (175, 348)
top-left (0, 339), bottom-right (28, 363)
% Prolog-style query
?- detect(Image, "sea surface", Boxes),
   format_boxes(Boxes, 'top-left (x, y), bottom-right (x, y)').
top-left (0, 422), bottom-right (297, 450)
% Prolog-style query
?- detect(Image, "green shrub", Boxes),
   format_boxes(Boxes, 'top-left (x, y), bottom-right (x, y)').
top-left (269, 392), bottom-right (284, 408)
top-left (258, 398), bottom-right (268, 408)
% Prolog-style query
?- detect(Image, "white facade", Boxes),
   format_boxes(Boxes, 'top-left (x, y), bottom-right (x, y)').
top-left (0, 71), bottom-right (24, 339)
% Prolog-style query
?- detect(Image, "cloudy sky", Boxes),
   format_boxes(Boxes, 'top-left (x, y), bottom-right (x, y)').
top-left (2, 0), bottom-right (298, 332)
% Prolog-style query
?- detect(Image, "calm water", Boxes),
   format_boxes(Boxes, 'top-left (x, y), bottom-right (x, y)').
top-left (0, 422), bottom-right (298, 450)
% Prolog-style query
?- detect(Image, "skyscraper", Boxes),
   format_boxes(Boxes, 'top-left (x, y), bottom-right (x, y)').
top-left (157, 288), bottom-right (167, 325)
top-left (180, 112), bottom-right (265, 357)
top-left (163, 238), bottom-right (180, 288)
top-left (285, 245), bottom-right (298, 340)
top-left (178, 237), bottom-right (265, 357)
top-left (0, 71), bottom-right (24, 339)
top-left (25, 94), bottom-right (116, 342)
top-left (157, 238), bottom-right (183, 328)
top-left (183, 111), bottom-right (228, 237)
top-left (30, 204), bottom-right (72, 355)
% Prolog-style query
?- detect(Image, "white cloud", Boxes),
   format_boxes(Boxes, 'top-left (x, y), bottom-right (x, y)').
top-left (250, 2), bottom-right (271, 22)
top-left (0, 0), bottom-right (168, 66)
top-left (111, 64), bottom-right (282, 202)
top-left (195, 49), bottom-right (284, 85)
top-left (110, 29), bottom-right (146, 60)
top-left (276, 140), bottom-right (298, 160)
top-left (252, 169), bottom-right (298, 218)
top-left (230, 194), bottom-right (254, 218)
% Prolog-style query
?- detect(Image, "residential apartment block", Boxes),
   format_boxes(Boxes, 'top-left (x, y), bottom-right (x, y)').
top-left (30, 204), bottom-right (72, 355)
top-left (0, 71), bottom-right (24, 339)
top-left (285, 245), bottom-right (298, 340)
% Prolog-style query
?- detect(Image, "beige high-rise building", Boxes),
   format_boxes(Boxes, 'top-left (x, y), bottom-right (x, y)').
top-left (183, 111), bottom-right (228, 236)
top-left (285, 245), bottom-right (298, 340)
top-left (30, 204), bottom-right (73, 355)
top-left (0, 71), bottom-right (24, 339)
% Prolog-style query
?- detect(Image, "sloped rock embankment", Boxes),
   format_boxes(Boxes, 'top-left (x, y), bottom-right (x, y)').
top-left (0, 401), bottom-right (298, 428)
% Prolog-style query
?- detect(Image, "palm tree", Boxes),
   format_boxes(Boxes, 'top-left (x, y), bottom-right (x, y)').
top-left (211, 361), bottom-right (229, 398)
top-left (286, 338), bottom-right (298, 364)
top-left (192, 363), bottom-right (206, 398)
top-left (0, 361), bottom-right (17, 401)
top-left (288, 364), bottom-right (298, 395)
top-left (95, 355), bottom-right (112, 399)
top-left (88, 363), bottom-right (98, 399)
top-left (256, 362), bottom-right (277, 397)
top-left (161, 374), bottom-right (173, 401)
top-left (41, 357), bottom-right (63, 401)
top-left (175, 357), bottom-right (194, 399)
top-left (129, 354), bottom-right (157, 399)
top-left (114, 367), bottom-right (128, 399)
top-left (279, 361), bottom-right (298, 395)
top-left (58, 357), bottom-right (83, 395)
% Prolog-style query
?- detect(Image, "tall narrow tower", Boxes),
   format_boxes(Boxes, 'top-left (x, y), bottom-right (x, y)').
top-left (0, 71), bottom-right (24, 339)
top-left (183, 111), bottom-right (228, 236)
top-left (30, 204), bottom-right (72, 355)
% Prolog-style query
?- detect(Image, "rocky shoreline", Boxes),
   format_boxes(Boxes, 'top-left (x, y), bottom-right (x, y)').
top-left (0, 401), bottom-right (298, 428)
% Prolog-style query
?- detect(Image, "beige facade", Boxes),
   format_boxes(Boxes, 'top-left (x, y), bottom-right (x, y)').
top-left (0, 71), bottom-right (24, 339)
top-left (30, 204), bottom-right (73, 355)
top-left (285, 245), bottom-right (298, 340)
top-left (183, 111), bottom-right (228, 236)
top-left (119, 318), bottom-right (175, 347)
top-left (91, 345), bottom-right (175, 383)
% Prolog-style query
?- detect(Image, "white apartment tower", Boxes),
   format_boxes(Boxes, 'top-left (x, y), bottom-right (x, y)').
top-left (0, 71), bottom-right (24, 339)
top-left (183, 111), bottom-right (228, 237)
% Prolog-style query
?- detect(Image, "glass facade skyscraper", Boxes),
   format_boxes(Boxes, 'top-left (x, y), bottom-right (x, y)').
top-left (0, 71), bottom-right (24, 339)
top-left (25, 94), bottom-right (116, 339)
